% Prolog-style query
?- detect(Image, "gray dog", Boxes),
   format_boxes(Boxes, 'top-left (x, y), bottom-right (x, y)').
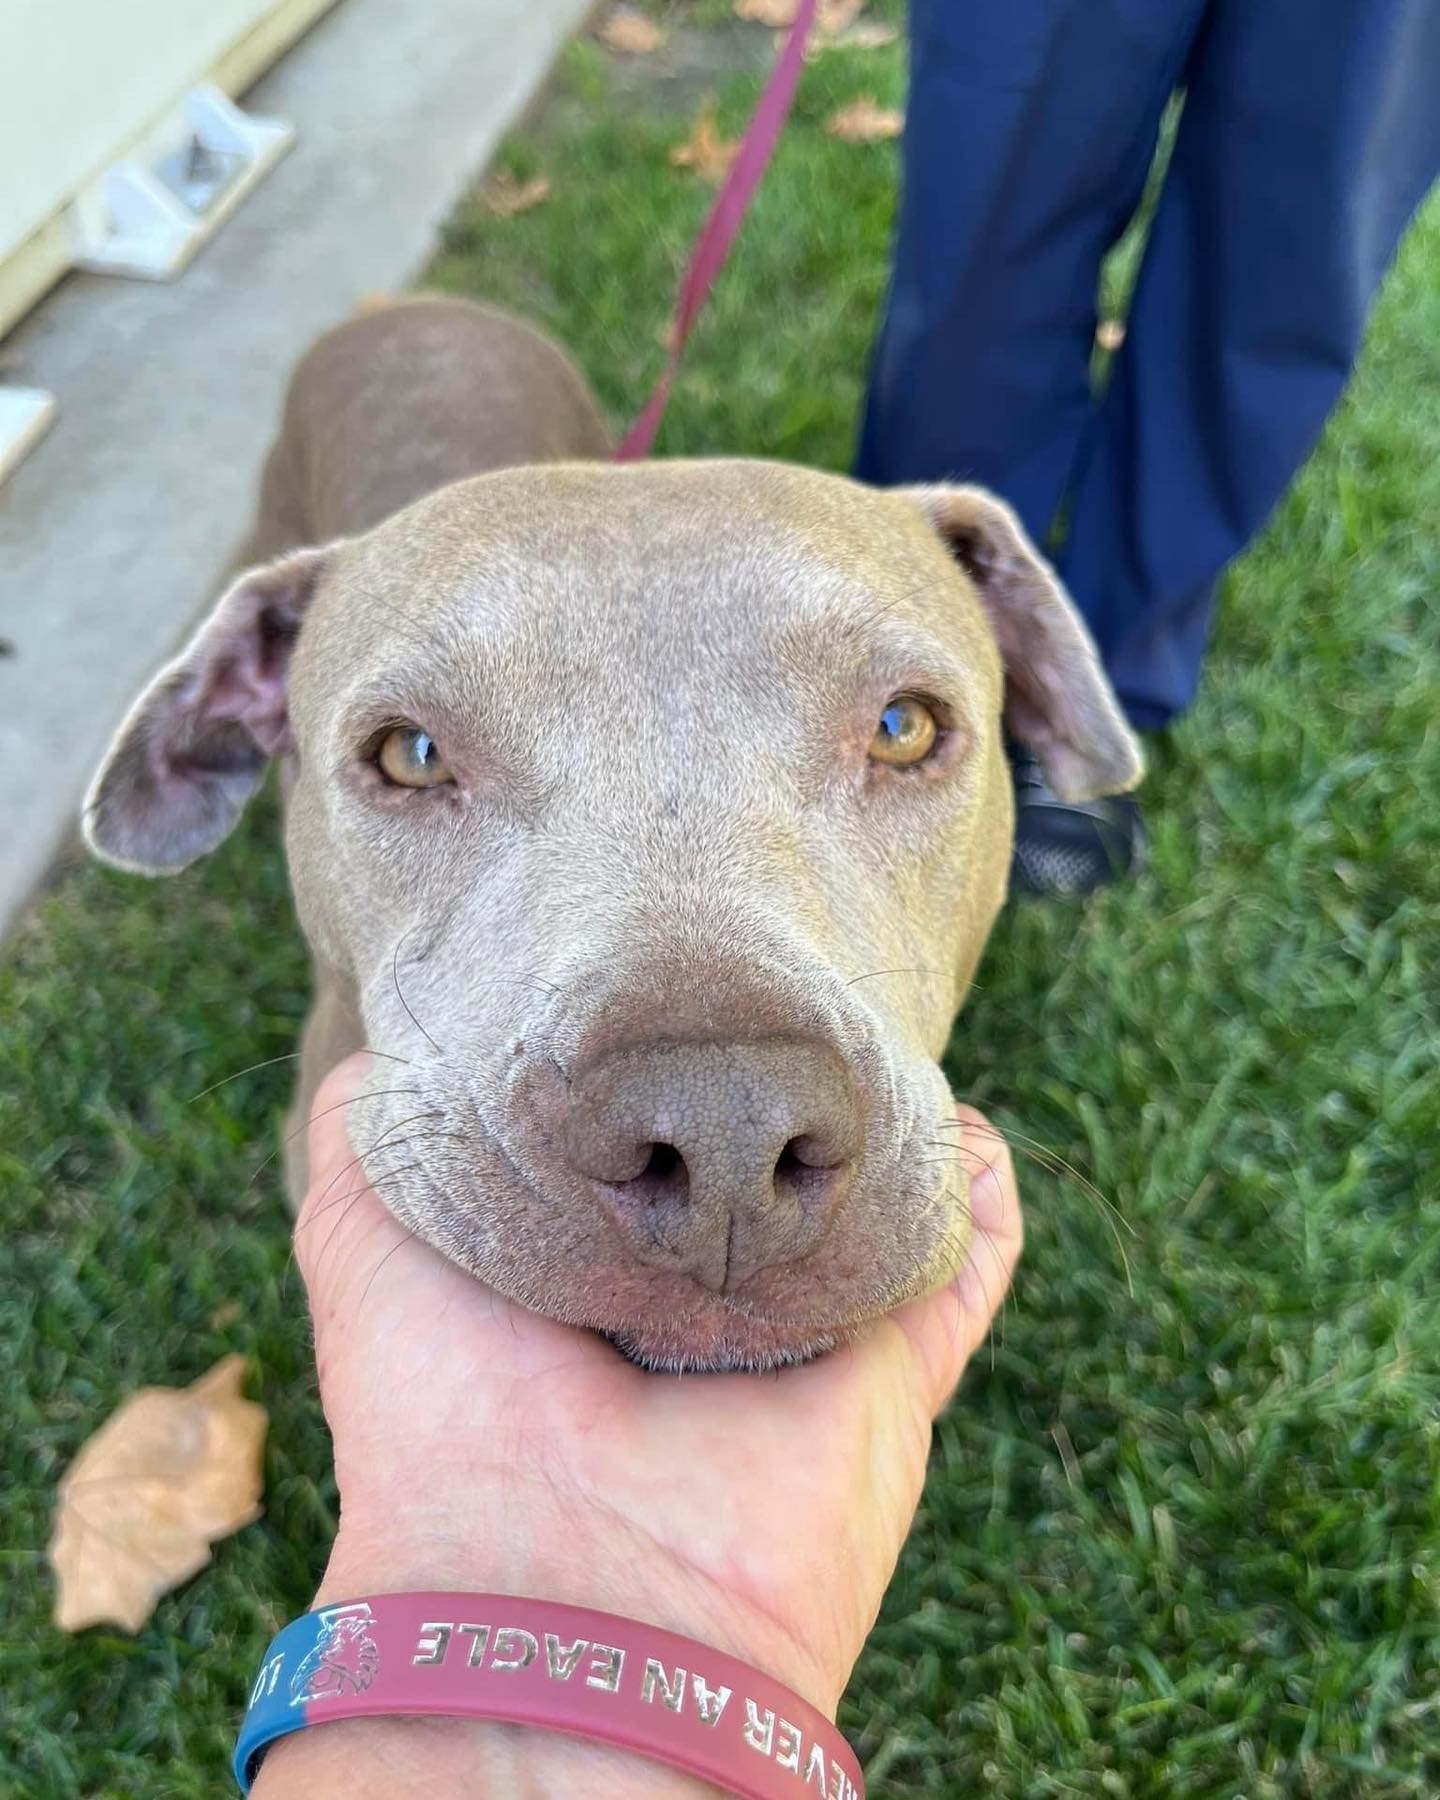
top-left (83, 296), bottom-right (1140, 1372)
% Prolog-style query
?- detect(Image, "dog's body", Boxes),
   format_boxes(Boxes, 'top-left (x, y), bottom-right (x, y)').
top-left (238, 294), bottom-right (613, 559)
top-left (85, 297), bottom-right (1140, 1371)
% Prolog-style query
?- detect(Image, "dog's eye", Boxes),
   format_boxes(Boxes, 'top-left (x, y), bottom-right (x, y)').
top-left (376, 725), bottom-right (454, 788)
top-left (869, 696), bottom-right (939, 767)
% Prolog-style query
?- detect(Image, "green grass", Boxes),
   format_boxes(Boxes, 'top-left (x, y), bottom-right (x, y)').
top-left (3, 7), bottom-right (1438, 1793)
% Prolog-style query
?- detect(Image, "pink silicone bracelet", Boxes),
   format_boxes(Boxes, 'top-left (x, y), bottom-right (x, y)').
top-left (236, 1591), bottom-right (865, 1798)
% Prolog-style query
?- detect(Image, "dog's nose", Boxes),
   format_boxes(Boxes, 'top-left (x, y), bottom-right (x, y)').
top-left (565, 1039), bottom-right (860, 1291)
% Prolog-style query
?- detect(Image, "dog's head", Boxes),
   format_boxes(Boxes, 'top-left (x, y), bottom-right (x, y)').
top-left (85, 462), bottom-right (1139, 1369)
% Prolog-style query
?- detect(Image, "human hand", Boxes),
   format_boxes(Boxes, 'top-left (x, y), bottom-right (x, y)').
top-left (258, 1054), bottom-right (1021, 1797)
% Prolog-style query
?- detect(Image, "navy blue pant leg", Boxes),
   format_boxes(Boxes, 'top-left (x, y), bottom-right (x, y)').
top-left (860, 0), bottom-right (1440, 729)
top-left (1061, 0), bottom-right (1440, 726)
top-left (856, 0), bottom-right (1208, 542)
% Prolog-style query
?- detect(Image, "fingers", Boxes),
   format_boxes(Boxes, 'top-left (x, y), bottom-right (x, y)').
top-left (293, 1052), bottom-right (409, 1307)
top-left (299, 1052), bottom-right (376, 1218)
top-left (292, 1054), bottom-right (599, 1382)
top-left (889, 1105), bottom-right (1023, 1418)
top-left (949, 1102), bottom-right (1023, 1317)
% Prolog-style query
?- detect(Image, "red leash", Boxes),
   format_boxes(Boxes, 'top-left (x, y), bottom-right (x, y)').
top-left (614, 0), bottom-right (820, 460)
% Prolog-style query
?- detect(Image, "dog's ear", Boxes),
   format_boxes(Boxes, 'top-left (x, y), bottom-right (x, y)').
top-left (83, 546), bottom-right (332, 873)
top-left (901, 484), bottom-right (1143, 801)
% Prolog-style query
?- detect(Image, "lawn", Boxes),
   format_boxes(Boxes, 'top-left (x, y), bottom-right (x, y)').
top-left (3, 5), bottom-right (1438, 1795)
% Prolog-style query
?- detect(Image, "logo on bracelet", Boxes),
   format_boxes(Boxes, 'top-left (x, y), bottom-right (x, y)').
top-left (288, 1602), bottom-right (381, 1706)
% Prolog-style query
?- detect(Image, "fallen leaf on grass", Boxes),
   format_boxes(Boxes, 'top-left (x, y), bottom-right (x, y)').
top-left (670, 101), bottom-right (740, 183)
top-left (50, 1356), bottom-right (267, 1633)
top-left (599, 8), bottom-right (666, 54)
top-left (736, 0), bottom-right (801, 23)
top-left (825, 96), bottom-right (904, 141)
top-left (737, 0), bottom-right (864, 30)
top-left (1096, 318), bottom-right (1127, 351)
top-left (830, 22), bottom-right (899, 49)
top-left (482, 172), bottom-right (552, 218)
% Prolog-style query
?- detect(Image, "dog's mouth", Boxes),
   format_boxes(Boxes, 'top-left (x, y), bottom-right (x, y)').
top-left (575, 1210), bottom-right (970, 1372)
top-left (600, 1305), bottom-right (846, 1375)
top-left (588, 1162), bottom-right (971, 1374)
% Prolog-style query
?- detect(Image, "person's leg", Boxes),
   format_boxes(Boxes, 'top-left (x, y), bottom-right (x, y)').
top-left (1060, 0), bottom-right (1440, 728)
top-left (862, 1), bottom-right (1210, 894)
top-left (857, 0), bottom-right (1208, 548)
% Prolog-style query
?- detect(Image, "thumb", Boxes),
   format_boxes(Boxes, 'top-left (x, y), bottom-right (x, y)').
top-left (298, 1051), bottom-right (379, 1216)
top-left (888, 1105), bottom-right (1023, 1416)
top-left (293, 1052), bottom-right (409, 1304)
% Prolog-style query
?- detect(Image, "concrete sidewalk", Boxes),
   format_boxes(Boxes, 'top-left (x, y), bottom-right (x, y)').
top-left (0, 0), bottom-right (592, 939)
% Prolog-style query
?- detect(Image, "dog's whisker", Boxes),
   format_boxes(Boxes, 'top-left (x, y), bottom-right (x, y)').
top-left (921, 1191), bottom-right (1010, 1362)
top-left (297, 1115), bottom-right (454, 1226)
top-left (189, 1045), bottom-right (415, 1104)
top-left (248, 1087), bottom-right (426, 1190)
top-left (939, 1188), bottom-right (1011, 1344)
top-left (932, 1120), bottom-right (1134, 1291)
top-left (300, 1130), bottom-right (471, 1229)
top-left (188, 1050), bottom-right (301, 1101)
top-left (844, 965), bottom-right (949, 989)
top-left (297, 1110), bottom-right (445, 1219)
top-left (307, 1167), bottom-right (423, 1276)
top-left (929, 1131), bottom-right (1083, 1218)
top-left (924, 1137), bottom-right (1016, 1190)
top-left (298, 1144), bottom-right (472, 1283)
top-left (509, 972), bottom-right (561, 996)
top-left (368, 592), bottom-right (455, 663)
top-left (392, 927), bottom-right (445, 1057)
top-left (358, 1229), bottom-right (423, 1307)
top-left (844, 573), bottom-right (958, 639)
top-left (303, 1151), bottom-right (466, 1273)
top-left (302, 1154), bottom-right (422, 1230)
top-left (310, 595), bottom-right (455, 701)
top-left (949, 1190), bottom-right (1012, 1300)
top-left (975, 1122), bottom-right (1132, 1244)
top-left (933, 1117), bottom-right (1127, 1224)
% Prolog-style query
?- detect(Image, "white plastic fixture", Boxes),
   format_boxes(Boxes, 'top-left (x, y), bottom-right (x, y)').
top-left (0, 387), bottom-right (56, 487)
top-left (69, 86), bottom-right (294, 281)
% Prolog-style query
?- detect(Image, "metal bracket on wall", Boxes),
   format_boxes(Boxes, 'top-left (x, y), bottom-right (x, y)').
top-left (0, 387), bottom-right (56, 488)
top-left (68, 86), bottom-right (294, 281)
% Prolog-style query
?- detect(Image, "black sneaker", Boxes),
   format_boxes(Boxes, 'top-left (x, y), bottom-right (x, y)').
top-left (1009, 744), bottom-right (1146, 897)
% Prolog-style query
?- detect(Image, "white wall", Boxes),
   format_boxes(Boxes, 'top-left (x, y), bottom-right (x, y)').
top-left (1, 0), bottom-right (297, 260)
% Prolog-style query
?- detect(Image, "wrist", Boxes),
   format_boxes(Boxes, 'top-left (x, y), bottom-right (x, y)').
top-left (254, 1711), bottom-right (720, 1798)
top-left (319, 1514), bottom-right (843, 1719)
top-left (246, 1584), bottom-right (862, 1800)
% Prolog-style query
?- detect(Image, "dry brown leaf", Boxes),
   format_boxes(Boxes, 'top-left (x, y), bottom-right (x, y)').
top-left (482, 172), bottom-right (552, 218)
top-left (50, 1356), bottom-right (267, 1633)
top-left (819, 0), bottom-right (866, 32)
top-left (669, 101), bottom-right (739, 184)
top-left (599, 7), bottom-right (666, 54)
top-left (825, 96), bottom-right (904, 141)
top-left (1096, 319), bottom-right (1127, 352)
top-left (209, 1298), bottom-right (243, 1330)
top-left (738, 0), bottom-right (864, 29)
top-left (831, 21), bottom-right (898, 49)
top-left (736, 0), bottom-right (800, 24)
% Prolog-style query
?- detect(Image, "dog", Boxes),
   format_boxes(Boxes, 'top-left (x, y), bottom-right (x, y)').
top-left (83, 296), bottom-right (1140, 1372)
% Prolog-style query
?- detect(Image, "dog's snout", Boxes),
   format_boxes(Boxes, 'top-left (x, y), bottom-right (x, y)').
top-left (565, 1039), bottom-right (860, 1292)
